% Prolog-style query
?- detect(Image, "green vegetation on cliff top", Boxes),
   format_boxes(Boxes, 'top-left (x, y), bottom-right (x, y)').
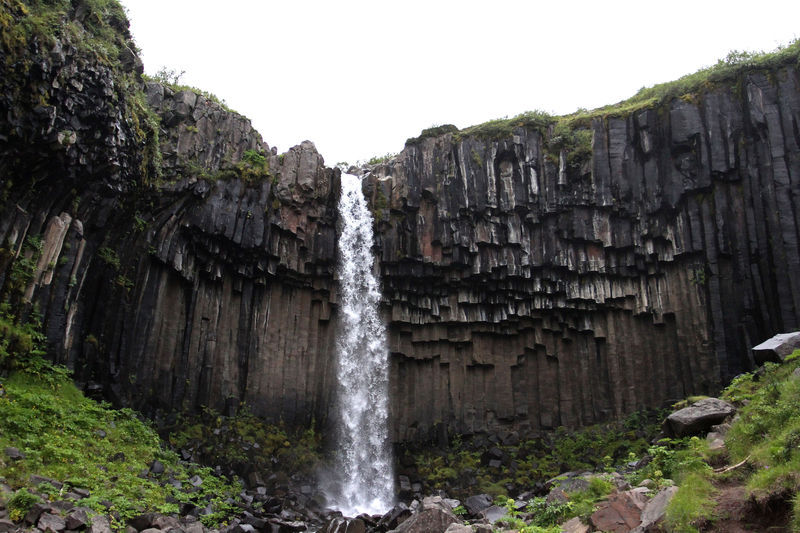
top-left (0, 0), bottom-right (130, 67)
top-left (406, 38), bottom-right (800, 146)
top-left (1, 0), bottom-right (163, 183)
top-left (143, 66), bottom-right (236, 114)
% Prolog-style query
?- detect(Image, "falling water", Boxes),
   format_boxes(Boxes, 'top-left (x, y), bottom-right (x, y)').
top-left (330, 173), bottom-right (394, 515)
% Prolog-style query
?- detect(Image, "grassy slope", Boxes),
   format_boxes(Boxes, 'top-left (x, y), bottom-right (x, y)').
top-left (0, 308), bottom-right (242, 528)
top-left (662, 351), bottom-right (800, 532)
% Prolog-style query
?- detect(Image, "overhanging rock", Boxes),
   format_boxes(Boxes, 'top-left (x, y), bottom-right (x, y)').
top-left (752, 332), bottom-right (800, 364)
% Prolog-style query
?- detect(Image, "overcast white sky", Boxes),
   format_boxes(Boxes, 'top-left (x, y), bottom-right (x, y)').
top-left (121, 1), bottom-right (799, 165)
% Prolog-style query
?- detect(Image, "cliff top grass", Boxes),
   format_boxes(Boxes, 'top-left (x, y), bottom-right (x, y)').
top-left (406, 38), bottom-right (800, 147)
top-left (563, 38), bottom-right (800, 127)
top-left (1, 0), bottom-right (131, 68)
top-left (142, 67), bottom-right (238, 115)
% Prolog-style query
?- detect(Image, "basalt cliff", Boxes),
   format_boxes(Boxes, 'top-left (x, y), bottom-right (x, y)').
top-left (1, 1), bottom-right (799, 444)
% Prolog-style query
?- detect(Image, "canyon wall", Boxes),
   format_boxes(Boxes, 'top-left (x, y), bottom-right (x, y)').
top-left (2, 1), bottom-right (799, 442)
top-left (367, 67), bottom-right (800, 440)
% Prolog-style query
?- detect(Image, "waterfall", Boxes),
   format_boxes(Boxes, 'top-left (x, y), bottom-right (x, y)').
top-left (330, 173), bottom-right (394, 515)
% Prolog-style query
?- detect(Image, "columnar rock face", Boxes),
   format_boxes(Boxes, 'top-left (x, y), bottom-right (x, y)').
top-left (2, 2), bottom-right (800, 442)
top-left (366, 66), bottom-right (800, 441)
top-left (0, 2), bottom-right (340, 428)
top-left (1, 74), bottom-right (341, 427)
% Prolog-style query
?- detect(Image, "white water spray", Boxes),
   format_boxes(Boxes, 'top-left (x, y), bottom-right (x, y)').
top-left (329, 173), bottom-right (394, 516)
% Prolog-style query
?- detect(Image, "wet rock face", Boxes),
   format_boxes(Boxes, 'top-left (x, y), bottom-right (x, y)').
top-left (367, 66), bottom-right (800, 441)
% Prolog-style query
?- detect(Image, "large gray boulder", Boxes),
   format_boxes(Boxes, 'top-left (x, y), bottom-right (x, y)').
top-left (752, 332), bottom-right (800, 364)
top-left (663, 398), bottom-right (736, 437)
top-left (463, 494), bottom-right (492, 516)
top-left (388, 496), bottom-right (460, 533)
top-left (631, 485), bottom-right (679, 532)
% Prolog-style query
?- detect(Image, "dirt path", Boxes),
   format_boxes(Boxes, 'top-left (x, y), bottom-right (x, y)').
top-left (701, 480), bottom-right (791, 532)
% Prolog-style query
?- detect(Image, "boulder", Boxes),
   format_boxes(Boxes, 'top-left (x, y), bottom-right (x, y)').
top-left (752, 332), bottom-right (800, 364)
top-left (90, 515), bottom-right (113, 533)
top-left (38, 512), bottom-right (66, 533)
top-left (149, 460), bottom-right (165, 475)
top-left (631, 486), bottom-right (678, 532)
top-left (550, 476), bottom-right (590, 494)
top-left (65, 507), bottom-right (91, 530)
top-left (545, 487), bottom-right (569, 505)
top-left (589, 490), bottom-right (647, 533)
top-left (267, 518), bottom-right (306, 532)
top-left (560, 517), bottom-right (591, 533)
top-left (29, 475), bottom-right (62, 490)
top-left (323, 517), bottom-right (366, 533)
top-left (707, 432), bottom-right (726, 453)
top-left (443, 498), bottom-right (460, 510)
top-left (184, 521), bottom-right (205, 533)
top-left (152, 515), bottom-right (181, 530)
top-left (128, 513), bottom-right (157, 531)
top-left (463, 494), bottom-right (492, 516)
top-left (0, 519), bottom-right (15, 532)
top-left (388, 496), bottom-right (460, 533)
top-left (443, 525), bottom-right (473, 533)
top-left (25, 503), bottom-right (51, 524)
top-left (376, 503), bottom-right (412, 530)
top-left (3, 448), bottom-right (24, 461)
top-left (663, 398), bottom-right (736, 437)
top-left (481, 505), bottom-right (508, 524)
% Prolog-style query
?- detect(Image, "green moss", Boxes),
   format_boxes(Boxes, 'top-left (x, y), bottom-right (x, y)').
top-left (400, 40), bottom-right (800, 158)
top-left (127, 85), bottom-right (163, 184)
top-left (371, 187), bottom-right (389, 222)
top-left (564, 39), bottom-right (800, 125)
top-left (470, 149), bottom-right (483, 168)
top-left (96, 246), bottom-right (120, 270)
top-left (366, 152), bottom-right (396, 165)
top-left (546, 121), bottom-right (593, 171)
top-left (723, 354), bottom-right (800, 513)
top-left (143, 70), bottom-right (236, 114)
top-left (410, 408), bottom-right (663, 498)
top-left (457, 109), bottom-right (554, 141)
top-left (0, 371), bottom-right (242, 527)
top-left (405, 124), bottom-right (460, 145)
top-left (2, 0), bottom-right (132, 69)
top-left (4, 234), bottom-right (42, 301)
top-left (7, 488), bottom-right (41, 521)
top-left (648, 352), bottom-right (800, 529)
top-left (566, 476), bottom-right (615, 518)
top-left (524, 496), bottom-right (576, 528)
top-left (166, 407), bottom-right (322, 479)
top-left (0, 304), bottom-right (243, 528)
